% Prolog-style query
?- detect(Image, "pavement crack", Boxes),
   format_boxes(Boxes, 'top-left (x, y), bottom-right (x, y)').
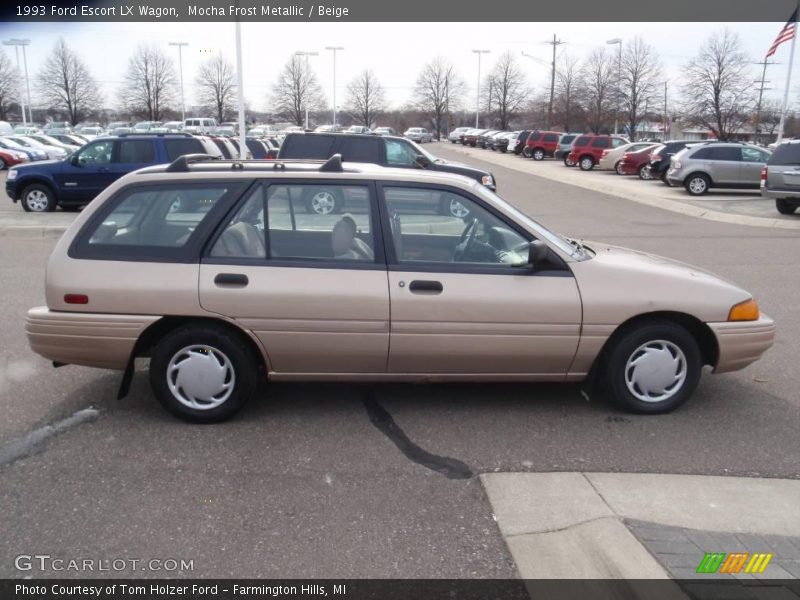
top-left (0, 407), bottom-right (100, 467)
top-left (361, 388), bottom-right (473, 480)
top-left (504, 515), bottom-right (621, 538)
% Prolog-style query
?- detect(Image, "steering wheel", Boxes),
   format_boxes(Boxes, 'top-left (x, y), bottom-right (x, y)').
top-left (453, 218), bottom-right (479, 262)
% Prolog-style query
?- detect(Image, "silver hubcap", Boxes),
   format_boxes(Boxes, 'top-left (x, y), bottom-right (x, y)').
top-left (534, 150), bottom-right (544, 160)
top-left (581, 158), bottom-right (593, 169)
top-left (167, 345), bottom-right (235, 410)
top-left (449, 199), bottom-right (470, 218)
top-left (311, 191), bottom-right (336, 214)
top-left (26, 190), bottom-right (49, 212)
top-left (624, 340), bottom-right (687, 403)
top-left (689, 178), bottom-right (706, 194)
top-left (640, 167), bottom-right (652, 180)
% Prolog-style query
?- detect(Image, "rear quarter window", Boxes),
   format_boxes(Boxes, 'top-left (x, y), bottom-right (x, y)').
top-left (70, 182), bottom-right (246, 262)
top-left (280, 135), bottom-right (336, 159)
top-left (339, 137), bottom-right (382, 162)
top-left (768, 144), bottom-right (800, 166)
top-left (164, 138), bottom-right (206, 161)
top-left (543, 133), bottom-right (559, 142)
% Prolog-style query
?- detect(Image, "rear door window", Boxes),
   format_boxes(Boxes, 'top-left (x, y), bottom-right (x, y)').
top-left (543, 133), bottom-right (559, 142)
top-left (339, 137), bottom-right (382, 162)
top-left (117, 139), bottom-right (155, 164)
top-left (574, 136), bottom-right (591, 146)
top-left (591, 137), bottom-right (610, 148)
top-left (280, 135), bottom-right (336, 159)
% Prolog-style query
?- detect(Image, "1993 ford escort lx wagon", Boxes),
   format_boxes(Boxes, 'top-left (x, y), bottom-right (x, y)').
top-left (26, 154), bottom-right (775, 422)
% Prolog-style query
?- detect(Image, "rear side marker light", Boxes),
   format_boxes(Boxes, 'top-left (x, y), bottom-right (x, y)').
top-left (64, 294), bottom-right (89, 304)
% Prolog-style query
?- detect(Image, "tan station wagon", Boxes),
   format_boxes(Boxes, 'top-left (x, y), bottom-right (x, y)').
top-left (26, 154), bottom-right (775, 422)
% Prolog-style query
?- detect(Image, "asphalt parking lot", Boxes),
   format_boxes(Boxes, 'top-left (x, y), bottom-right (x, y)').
top-left (1, 148), bottom-right (798, 578)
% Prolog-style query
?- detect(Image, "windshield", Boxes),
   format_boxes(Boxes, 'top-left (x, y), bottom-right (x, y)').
top-left (472, 184), bottom-right (586, 260)
top-left (405, 139), bottom-right (438, 162)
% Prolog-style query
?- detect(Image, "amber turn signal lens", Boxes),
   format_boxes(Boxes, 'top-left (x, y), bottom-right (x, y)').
top-left (728, 298), bottom-right (759, 321)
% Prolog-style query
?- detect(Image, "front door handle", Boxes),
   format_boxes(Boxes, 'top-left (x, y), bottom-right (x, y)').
top-left (214, 273), bottom-right (249, 287)
top-left (409, 280), bottom-right (443, 294)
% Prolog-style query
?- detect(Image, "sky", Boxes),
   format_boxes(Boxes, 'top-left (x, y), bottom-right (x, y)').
top-left (0, 21), bottom-right (797, 116)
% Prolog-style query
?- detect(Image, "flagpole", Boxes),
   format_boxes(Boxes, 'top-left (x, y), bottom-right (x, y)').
top-left (777, 8), bottom-right (799, 143)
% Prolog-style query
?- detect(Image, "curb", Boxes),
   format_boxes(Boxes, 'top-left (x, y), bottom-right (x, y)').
top-left (444, 145), bottom-right (800, 231)
top-left (0, 225), bottom-right (68, 239)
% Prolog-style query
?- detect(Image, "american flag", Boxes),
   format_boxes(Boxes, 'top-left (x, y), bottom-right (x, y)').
top-left (767, 8), bottom-right (797, 57)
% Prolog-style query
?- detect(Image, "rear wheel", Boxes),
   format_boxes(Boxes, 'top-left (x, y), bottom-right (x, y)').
top-left (579, 156), bottom-right (594, 171)
top-left (776, 198), bottom-right (798, 214)
top-left (532, 148), bottom-right (545, 161)
top-left (0, 157), bottom-right (6, 170)
top-left (522, 147), bottom-right (532, 158)
top-left (21, 184), bottom-right (56, 212)
top-left (564, 156), bottom-right (576, 167)
top-left (604, 321), bottom-right (702, 414)
top-left (638, 165), bottom-right (653, 180)
top-left (614, 161), bottom-right (623, 175)
top-left (149, 324), bottom-right (258, 423)
top-left (685, 173), bottom-right (710, 196)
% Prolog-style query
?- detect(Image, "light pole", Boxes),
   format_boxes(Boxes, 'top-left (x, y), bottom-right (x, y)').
top-left (3, 39), bottom-right (32, 126)
top-left (606, 38), bottom-right (622, 136)
top-left (169, 42), bottom-right (189, 122)
top-left (295, 51), bottom-right (319, 130)
top-left (472, 49), bottom-right (490, 128)
top-left (325, 46), bottom-right (344, 128)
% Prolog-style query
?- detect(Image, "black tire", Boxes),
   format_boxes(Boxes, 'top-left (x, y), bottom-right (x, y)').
top-left (522, 147), bottom-right (532, 158)
top-left (303, 188), bottom-right (344, 215)
top-left (0, 157), bottom-right (6, 170)
top-left (638, 165), bottom-right (653, 180)
top-left (776, 198), bottom-right (798, 215)
top-left (60, 204), bottom-right (84, 212)
top-left (21, 184), bottom-right (57, 213)
top-left (149, 323), bottom-right (258, 423)
top-left (579, 155), bottom-right (594, 171)
top-left (684, 173), bottom-right (710, 196)
top-left (564, 156), bottom-right (576, 167)
top-left (532, 148), bottom-right (545, 161)
top-left (451, 140), bottom-right (457, 144)
top-left (500, 148), bottom-right (507, 154)
top-left (604, 320), bottom-right (702, 414)
top-left (614, 161), bottom-right (623, 175)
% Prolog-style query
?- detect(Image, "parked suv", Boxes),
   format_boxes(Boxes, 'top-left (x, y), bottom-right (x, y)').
top-left (511, 130), bottom-right (531, 155)
top-left (25, 153), bottom-right (774, 422)
top-left (554, 133), bottom-right (581, 163)
top-left (524, 131), bottom-right (561, 160)
top-left (5, 133), bottom-right (222, 212)
top-left (277, 132), bottom-right (496, 214)
top-left (567, 135), bottom-right (630, 170)
top-left (666, 143), bottom-right (770, 196)
top-left (761, 140), bottom-right (800, 214)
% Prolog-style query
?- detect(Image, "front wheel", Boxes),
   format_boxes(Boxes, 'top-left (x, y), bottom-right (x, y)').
top-left (604, 321), bottom-right (702, 414)
top-left (304, 188), bottom-right (344, 215)
top-left (532, 148), bottom-right (545, 161)
top-left (522, 147), bottom-right (532, 158)
top-left (579, 156), bottom-right (594, 171)
top-left (564, 156), bottom-right (576, 167)
top-left (776, 198), bottom-right (798, 215)
top-left (21, 184), bottom-right (56, 212)
top-left (0, 157), bottom-right (6, 170)
top-left (149, 324), bottom-right (258, 423)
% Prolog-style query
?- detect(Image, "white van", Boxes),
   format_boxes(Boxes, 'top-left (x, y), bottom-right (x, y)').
top-left (0, 121), bottom-right (13, 135)
top-left (182, 117), bottom-right (217, 134)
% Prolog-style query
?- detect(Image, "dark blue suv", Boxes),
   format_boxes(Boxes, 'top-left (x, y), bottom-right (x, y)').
top-left (6, 133), bottom-right (221, 212)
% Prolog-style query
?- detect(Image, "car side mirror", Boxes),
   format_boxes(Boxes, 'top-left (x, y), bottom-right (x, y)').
top-left (513, 240), bottom-right (549, 269)
top-left (415, 154), bottom-right (430, 168)
top-left (69, 154), bottom-right (80, 166)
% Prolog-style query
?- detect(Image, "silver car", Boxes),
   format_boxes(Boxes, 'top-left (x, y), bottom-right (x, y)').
top-left (404, 127), bottom-right (433, 143)
top-left (448, 127), bottom-right (470, 143)
top-left (666, 142), bottom-right (771, 196)
top-left (760, 140), bottom-right (800, 215)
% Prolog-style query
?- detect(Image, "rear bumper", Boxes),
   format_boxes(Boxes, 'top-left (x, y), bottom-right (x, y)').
top-left (26, 307), bottom-right (159, 370)
top-left (707, 314), bottom-right (776, 374)
top-left (761, 187), bottom-right (800, 200)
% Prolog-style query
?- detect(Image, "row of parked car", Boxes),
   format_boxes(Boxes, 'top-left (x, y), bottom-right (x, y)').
top-left (451, 126), bottom-right (796, 215)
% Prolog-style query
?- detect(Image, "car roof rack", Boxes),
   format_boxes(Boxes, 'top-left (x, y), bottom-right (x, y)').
top-left (117, 132), bottom-right (194, 138)
top-left (164, 153), bottom-right (347, 174)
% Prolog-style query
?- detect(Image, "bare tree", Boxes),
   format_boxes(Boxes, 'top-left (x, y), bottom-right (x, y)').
top-left (413, 57), bottom-right (464, 139)
top-left (681, 29), bottom-right (754, 141)
top-left (554, 53), bottom-right (584, 132)
top-left (120, 45), bottom-right (177, 121)
top-left (36, 38), bottom-right (101, 125)
top-left (582, 48), bottom-right (614, 133)
top-left (345, 69), bottom-right (386, 128)
top-left (619, 37), bottom-right (661, 141)
top-left (271, 55), bottom-right (325, 127)
top-left (0, 49), bottom-right (18, 120)
top-left (195, 55), bottom-right (236, 123)
top-left (484, 51), bottom-right (529, 130)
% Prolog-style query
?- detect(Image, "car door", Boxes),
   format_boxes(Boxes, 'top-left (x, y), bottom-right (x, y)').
top-left (199, 180), bottom-right (390, 374)
top-left (113, 139), bottom-right (156, 181)
top-left (707, 146), bottom-right (741, 184)
top-left (53, 139), bottom-right (117, 200)
top-left (739, 147), bottom-right (770, 186)
top-left (378, 183), bottom-right (582, 375)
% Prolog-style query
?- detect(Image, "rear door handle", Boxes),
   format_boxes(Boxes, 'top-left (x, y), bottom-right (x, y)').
top-left (214, 273), bottom-right (249, 287)
top-left (409, 280), bottom-right (443, 294)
